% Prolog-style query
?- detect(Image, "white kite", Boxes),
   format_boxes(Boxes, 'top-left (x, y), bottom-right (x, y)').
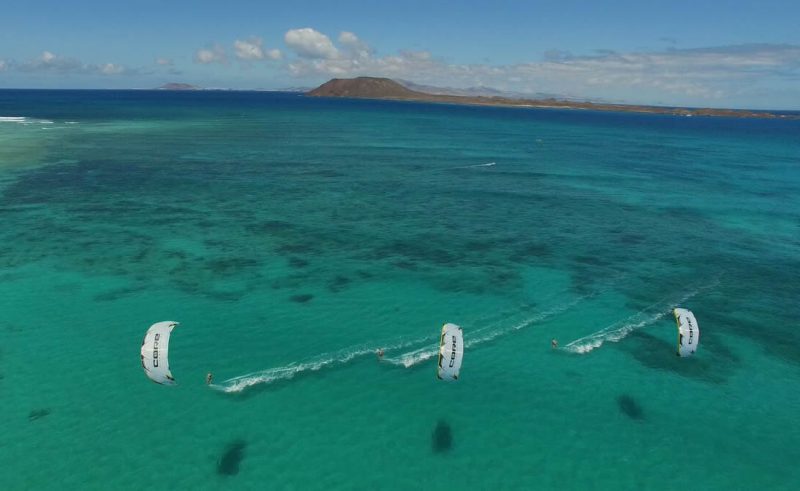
top-left (673, 308), bottom-right (699, 357)
top-left (141, 321), bottom-right (179, 385)
top-left (437, 323), bottom-right (464, 381)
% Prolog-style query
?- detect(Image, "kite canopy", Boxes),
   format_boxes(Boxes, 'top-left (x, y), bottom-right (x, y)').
top-left (673, 308), bottom-right (699, 357)
top-left (437, 323), bottom-right (463, 381)
top-left (141, 321), bottom-right (179, 385)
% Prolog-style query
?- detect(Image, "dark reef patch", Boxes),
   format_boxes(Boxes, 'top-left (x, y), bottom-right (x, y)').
top-left (277, 242), bottom-right (317, 255)
top-left (617, 233), bottom-right (646, 245)
top-left (490, 269), bottom-right (518, 285)
top-left (617, 395), bottom-right (644, 420)
top-left (288, 257), bottom-right (309, 268)
top-left (205, 257), bottom-right (259, 276)
top-left (207, 290), bottom-right (244, 302)
top-left (164, 250), bottom-right (188, 260)
top-left (509, 241), bottom-right (551, 261)
top-left (2, 323), bottom-right (22, 334)
top-left (299, 169), bottom-right (343, 178)
top-left (432, 420), bottom-right (453, 453)
top-left (290, 293), bottom-right (314, 303)
top-left (28, 409), bottom-right (51, 421)
top-left (378, 238), bottom-right (461, 266)
top-left (463, 239), bottom-right (496, 252)
top-left (327, 275), bottom-right (351, 293)
top-left (620, 330), bottom-right (728, 384)
top-left (573, 254), bottom-right (611, 267)
top-left (217, 440), bottom-right (247, 476)
top-left (246, 220), bottom-right (295, 235)
top-left (93, 284), bottom-right (149, 302)
top-left (393, 260), bottom-right (418, 270)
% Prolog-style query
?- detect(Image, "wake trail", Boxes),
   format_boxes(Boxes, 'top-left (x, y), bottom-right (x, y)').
top-left (562, 278), bottom-right (719, 355)
top-left (212, 333), bottom-right (432, 393)
top-left (383, 295), bottom-right (586, 368)
top-left (562, 309), bottom-right (668, 355)
top-left (452, 162), bottom-right (496, 169)
top-left (214, 275), bottom-right (633, 390)
top-left (384, 273), bottom-right (630, 368)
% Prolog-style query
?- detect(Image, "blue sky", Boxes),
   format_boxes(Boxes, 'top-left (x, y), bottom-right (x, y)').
top-left (2, 0), bottom-right (799, 108)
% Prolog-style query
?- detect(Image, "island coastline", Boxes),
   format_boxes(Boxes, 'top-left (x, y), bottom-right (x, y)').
top-left (307, 77), bottom-right (797, 120)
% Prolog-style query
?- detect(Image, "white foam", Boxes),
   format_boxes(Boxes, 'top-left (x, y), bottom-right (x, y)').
top-left (563, 310), bottom-right (668, 354)
top-left (0, 116), bottom-right (55, 125)
top-left (562, 279), bottom-right (719, 355)
top-left (454, 162), bottom-right (497, 169)
top-left (383, 275), bottom-right (631, 368)
top-left (213, 334), bottom-right (432, 393)
top-left (214, 276), bottom-right (635, 390)
top-left (383, 345), bottom-right (437, 368)
top-left (467, 297), bottom-right (582, 347)
top-left (384, 296), bottom-right (586, 368)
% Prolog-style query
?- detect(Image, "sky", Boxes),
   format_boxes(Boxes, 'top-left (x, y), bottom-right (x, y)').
top-left (1, 0), bottom-right (800, 109)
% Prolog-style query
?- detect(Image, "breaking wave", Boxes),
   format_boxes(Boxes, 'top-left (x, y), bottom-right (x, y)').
top-left (0, 116), bottom-right (54, 125)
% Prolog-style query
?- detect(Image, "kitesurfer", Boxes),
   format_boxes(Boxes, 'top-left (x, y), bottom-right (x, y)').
top-left (206, 372), bottom-right (213, 385)
top-left (376, 348), bottom-right (384, 359)
top-left (551, 338), bottom-right (558, 349)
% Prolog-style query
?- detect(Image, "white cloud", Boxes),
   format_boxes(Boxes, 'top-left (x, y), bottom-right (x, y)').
top-left (228, 37), bottom-right (283, 62)
top-left (195, 45), bottom-right (226, 64)
top-left (100, 63), bottom-right (124, 75)
top-left (155, 57), bottom-right (182, 75)
top-left (14, 51), bottom-right (132, 76)
top-left (338, 31), bottom-right (371, 59)
top-left (284, 28), bottom-right (338, 59)
top-left (281, 31), bottom-right (800, 105)
top-left (515, 44), bottom-right (800, 100)
top-left (338, 31), bottom-right (358, 46)
top-left (0, 60), bottom-right (6, 71)
top-left (234, 37), bottom-right (265, 60)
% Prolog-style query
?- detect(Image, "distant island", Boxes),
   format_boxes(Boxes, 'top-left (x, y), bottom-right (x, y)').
top-left (157, 83), bottom-right (200, 91)
top-left (307, 77), bottom-right (795, 119)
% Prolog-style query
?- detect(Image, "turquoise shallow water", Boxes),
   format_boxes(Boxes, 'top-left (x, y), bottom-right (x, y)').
top-left (1, 90), bottom-right (799, 490)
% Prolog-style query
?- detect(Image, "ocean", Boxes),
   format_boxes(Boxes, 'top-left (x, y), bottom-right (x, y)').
top-left (1, 90), bottom-right (799, 490)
